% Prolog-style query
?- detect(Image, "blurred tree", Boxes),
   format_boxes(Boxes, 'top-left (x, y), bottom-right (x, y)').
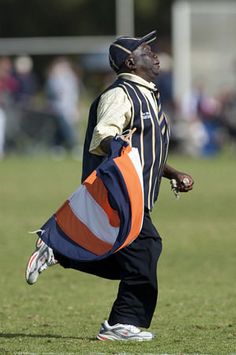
top-left (0, 0), bottom-right (115, 37)
top-left (135, 0), bottom-right (174, 52)
top-left (0, 0), bottom-right (173, 38)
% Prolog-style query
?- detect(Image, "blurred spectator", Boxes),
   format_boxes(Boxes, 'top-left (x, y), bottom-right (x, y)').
top-left (13, 55), bottom-right (38, 106)
top-left (197, 93), bottom-right (223, 156)
top-left (178, 86), bottom-right (209, 157)
top-left (179, 84), bottom-right (224, 157)
top-left (0, 56), bottom-right (19, 158)
top-left (155, 52), bottom-right (173, 108)
top-left (0, 56), bottom-right (18, 105)
top-left (0, 108), bottom-right (6, 159)
top-left (45, 57), bottom-right (80, 151)
top-left (218, 88), bottom-right (236, 142)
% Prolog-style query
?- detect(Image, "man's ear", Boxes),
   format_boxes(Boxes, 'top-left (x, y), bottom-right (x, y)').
top-left (125, 55), bottom-right (136, 70)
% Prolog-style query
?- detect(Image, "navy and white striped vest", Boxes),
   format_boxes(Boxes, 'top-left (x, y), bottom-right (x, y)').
top-left (82, 78), bottom-right (170, 210)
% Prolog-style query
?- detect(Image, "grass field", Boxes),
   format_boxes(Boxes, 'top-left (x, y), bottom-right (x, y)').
top-left (0, 151), bottom-right (236, 354)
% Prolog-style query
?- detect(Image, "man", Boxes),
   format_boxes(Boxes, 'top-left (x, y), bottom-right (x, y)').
top-left (25, 30), bottom-right (194, 341)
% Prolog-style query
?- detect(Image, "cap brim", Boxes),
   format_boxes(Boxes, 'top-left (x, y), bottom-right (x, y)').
top-left (139, 30), bottom-right (157, 46)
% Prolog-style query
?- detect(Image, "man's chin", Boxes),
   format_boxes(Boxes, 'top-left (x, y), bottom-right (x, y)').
top-left (152, 69), bottom-right (160, 78)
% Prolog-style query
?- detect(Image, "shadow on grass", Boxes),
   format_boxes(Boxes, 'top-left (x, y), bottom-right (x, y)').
top-left (0, 332), bottom-right (96, 341)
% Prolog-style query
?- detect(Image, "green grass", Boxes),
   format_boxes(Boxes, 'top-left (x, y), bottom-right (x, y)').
top-left (0, 152), bottom-right (236, 354)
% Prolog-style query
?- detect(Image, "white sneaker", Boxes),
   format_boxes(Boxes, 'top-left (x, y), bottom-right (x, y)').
top-left (25, 238), bottom-right (57, 285)
top-left (97, 320), bottom-right (155, 341)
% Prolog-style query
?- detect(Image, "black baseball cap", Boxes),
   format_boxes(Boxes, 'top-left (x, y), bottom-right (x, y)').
top-left (109, 30), bottom-right (157, 73)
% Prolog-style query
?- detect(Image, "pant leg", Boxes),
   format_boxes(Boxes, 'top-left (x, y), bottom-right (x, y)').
top-left (54, 250), bottom-right (121, 280)
top-left (108, 211), bottom-right (162, 328)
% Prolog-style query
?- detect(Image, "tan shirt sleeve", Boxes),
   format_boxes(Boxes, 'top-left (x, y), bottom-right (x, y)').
top-left (89, 87), bottom-right (132, 155)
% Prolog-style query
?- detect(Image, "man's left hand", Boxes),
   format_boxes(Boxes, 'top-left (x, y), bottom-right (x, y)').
top-left (174, 173), bottom-right (194, 192)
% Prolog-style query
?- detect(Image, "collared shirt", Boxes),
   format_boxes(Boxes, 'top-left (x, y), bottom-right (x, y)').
top-left (89, 73), bottom-right (158, 155)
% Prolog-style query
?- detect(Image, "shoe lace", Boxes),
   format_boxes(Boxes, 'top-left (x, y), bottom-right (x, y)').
top-left (39, 263), bottom-right (49, 273)
top-left (47, 248), bottom-right (58, 267)
top-left (38, 248), bottom-right (57, 273)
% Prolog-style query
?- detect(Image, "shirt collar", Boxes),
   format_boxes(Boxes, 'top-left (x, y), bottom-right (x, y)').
top-left (118, 73), bottom-right (157, 91)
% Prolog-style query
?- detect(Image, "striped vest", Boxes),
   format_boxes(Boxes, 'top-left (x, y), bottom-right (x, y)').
top-left (82, 78), bottom-right (170, 210)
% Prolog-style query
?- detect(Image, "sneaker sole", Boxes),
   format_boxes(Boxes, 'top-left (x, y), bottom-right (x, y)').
top-left (97, 333), bottom-right (153, 341)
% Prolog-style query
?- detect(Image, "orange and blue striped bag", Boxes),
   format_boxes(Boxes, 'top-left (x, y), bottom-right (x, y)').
top-left (38, 138), bottom-right (144, 261)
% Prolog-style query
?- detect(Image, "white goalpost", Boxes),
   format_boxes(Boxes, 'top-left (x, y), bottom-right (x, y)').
top-left (172, 1), bottom-right (236, 100)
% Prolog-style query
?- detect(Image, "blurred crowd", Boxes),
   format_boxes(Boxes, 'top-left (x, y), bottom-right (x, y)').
top-left (156, 53), bottom-right (236, 157)
top-left (0, 53), bottom-right (236, 159)
top-left (0, 55), bottom-right (81, 158)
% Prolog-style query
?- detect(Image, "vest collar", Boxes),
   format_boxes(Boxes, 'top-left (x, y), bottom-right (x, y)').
top-left (118, 73), bottom-right (157, 91)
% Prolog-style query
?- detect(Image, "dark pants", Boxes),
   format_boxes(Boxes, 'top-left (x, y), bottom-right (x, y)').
top-left (54, 210), bottom-right (162, 328)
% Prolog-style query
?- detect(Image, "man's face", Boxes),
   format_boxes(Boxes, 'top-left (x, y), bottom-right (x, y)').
top-left (131, 43), bottom-right (160, 81)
